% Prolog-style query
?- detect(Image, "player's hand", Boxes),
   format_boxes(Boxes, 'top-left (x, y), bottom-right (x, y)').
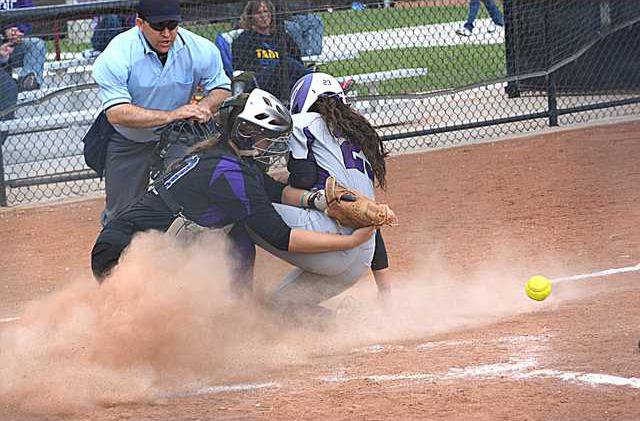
top-left (348, 226), bottom-right (375, 248)
top-left (194, 103), bottom-right (214, 122)
top-left (170, 104), bottom-right (212, 123)
top-left (4, 27), bottom-right (24, 44)
top-left (0, 42), bottom-right (15, 59)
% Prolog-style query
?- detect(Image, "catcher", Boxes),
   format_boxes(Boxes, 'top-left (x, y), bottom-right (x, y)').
top-left (246, 72), bottom-right (396, 319)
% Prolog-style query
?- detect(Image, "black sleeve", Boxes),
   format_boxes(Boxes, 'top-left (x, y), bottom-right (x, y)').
top-left (245, 209), bottom-right (292, 251)
top-left (371, 229), bottom-right (389, 271)
top-left (239, 169), bottom-right (291, 251)
top-left (262, 173), bottom-right (287, 203)
top-left (287, 154), bottom-right (318, 190)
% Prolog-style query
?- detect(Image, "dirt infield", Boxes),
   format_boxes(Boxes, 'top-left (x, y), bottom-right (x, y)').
top-left (1, 120), bottom-right (640, 420)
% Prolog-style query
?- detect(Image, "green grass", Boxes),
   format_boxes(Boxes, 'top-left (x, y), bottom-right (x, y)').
top-left (321, 6), bottom-right (468, 35)
top-left (45, 39), bottom-right (90, 54)
top-left (321, 43), bottom-right (506, 94)
top-left (187, 22), bottom-right (232, 39)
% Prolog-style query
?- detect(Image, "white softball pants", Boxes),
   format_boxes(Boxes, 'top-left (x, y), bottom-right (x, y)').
top-left (249, 203), bottom-right (375, 306)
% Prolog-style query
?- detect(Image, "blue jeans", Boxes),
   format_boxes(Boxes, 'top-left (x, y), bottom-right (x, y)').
top-left (9, 37), bottom-right (46, 86)
top-left (464, 0), bottom-right (504, 30)
top-left (0, 68), bottom-right (18, 120)
top-left (285, 14), bottom-right (324, 56)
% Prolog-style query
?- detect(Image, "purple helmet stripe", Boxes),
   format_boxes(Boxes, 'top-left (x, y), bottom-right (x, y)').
top-left (291, 74), bottom-right (313, 114)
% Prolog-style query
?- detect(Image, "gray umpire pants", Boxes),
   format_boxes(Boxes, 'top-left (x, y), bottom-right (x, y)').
top-left (102, 132), bottom-right (156, 225)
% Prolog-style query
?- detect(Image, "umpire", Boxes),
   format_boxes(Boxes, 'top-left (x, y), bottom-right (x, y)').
top-left (93, 0), bottom-right (231, 225)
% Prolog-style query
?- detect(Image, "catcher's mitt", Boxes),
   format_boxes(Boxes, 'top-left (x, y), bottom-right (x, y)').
top-left (324, 176), bottom-right (397, 229)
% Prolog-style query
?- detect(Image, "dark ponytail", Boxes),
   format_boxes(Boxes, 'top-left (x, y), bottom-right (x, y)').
top-left (310, 97), bottom-right (389, 189)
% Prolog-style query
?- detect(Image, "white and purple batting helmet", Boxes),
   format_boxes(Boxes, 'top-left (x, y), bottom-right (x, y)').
top-left (289, 72), bottom-right (346, 114)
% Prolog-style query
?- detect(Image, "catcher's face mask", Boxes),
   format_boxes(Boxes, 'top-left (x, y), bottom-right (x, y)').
top-left (234, 119), bottom-right (289, 167)
top-left (228, 89), bottom-right (292, 169)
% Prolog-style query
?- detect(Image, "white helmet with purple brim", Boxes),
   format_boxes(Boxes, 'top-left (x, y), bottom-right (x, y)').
top-left (289, 72), bottom-right (347, 114)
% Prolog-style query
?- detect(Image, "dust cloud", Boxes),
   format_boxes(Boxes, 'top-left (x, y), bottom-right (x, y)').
top-left (0, 230), bottom-right (306, 414)
top-left (0, 229), bottom-right (577, 415)
top-left (327, 240), bottom-right (573, 347)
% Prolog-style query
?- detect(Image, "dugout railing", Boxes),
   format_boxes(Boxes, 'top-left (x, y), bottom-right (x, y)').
top-left (1, 0), bottom-right (640, 207)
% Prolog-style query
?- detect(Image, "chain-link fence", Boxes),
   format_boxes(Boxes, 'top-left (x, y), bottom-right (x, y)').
top-left (1, 0), bottom-right (639, 206)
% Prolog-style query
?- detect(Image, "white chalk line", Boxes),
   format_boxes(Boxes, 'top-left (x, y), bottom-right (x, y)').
top-left (415, 334), bottom-right (550, 351)
top-left (0, 317), bottom-right (20, 323)
top-left (516, 370), bottom-right (640, 389)
top-left (552, 262), bottom-right (640, 283)
top-left (352, 334), bottom-right (549, 354)
top-left (176, 352), bottom-right (640, 398)
top-left (175, 334), bottom-right (638, 398)
top-left (321, 358), bottom-right (640, 390)
top-left (164, 381), bottom-right (281, 398)
top-left (344, 334), bottom-right (640, 390)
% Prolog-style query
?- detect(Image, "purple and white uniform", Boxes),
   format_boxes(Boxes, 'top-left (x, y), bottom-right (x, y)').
top-left (254, 112), bottom-right (376, 306)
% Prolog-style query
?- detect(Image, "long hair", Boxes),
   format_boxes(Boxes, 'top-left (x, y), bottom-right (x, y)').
top-left (239, 0), bottom-right (277, 33)
top-left (310, 97), bottom-right (389, 189)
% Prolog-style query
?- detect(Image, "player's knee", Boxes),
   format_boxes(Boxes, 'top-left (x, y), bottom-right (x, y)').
top-left (91, 220), bottom-right (136, 283)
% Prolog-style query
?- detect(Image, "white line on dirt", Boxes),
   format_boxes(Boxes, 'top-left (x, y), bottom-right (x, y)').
top-left (320, 358), bottom-right (537, 383)
top-left (353, 335), bottom-right (550, 354)
top-left (552, 263), bottom-right (640, 283)
top-left (516, 370), bottom-right (640, 388)
top-left (194, 381), bottom-right (280, 395)
top-left (0, 317), bottom-right (20, 323)
top-left (168, 381), bottom-right (280, 398)
top-left (415, 334), bottom-right (550, 351)
top-left (321, 359), bottom-right (640, 389)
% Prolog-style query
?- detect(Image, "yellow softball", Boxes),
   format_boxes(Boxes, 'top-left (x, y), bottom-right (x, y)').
top-left (525, 275), bottom-right (552, 301)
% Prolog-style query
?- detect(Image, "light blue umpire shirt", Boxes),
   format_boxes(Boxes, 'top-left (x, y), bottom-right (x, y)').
top-left (93, 26), bottom-right (231, 142)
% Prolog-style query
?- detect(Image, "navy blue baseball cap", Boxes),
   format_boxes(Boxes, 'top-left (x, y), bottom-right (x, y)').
top-left (138, 0), bottom-right (182, 23)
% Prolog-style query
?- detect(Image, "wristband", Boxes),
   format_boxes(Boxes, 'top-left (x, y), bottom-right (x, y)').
top-left (300, 191), bottom-right (310, 208)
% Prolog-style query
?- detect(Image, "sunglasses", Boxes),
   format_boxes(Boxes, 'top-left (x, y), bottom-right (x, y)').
top-left (146, 20), bottom-right (179, 31)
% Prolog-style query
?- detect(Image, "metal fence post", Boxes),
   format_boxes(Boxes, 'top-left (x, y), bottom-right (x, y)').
top-left (543, 0), bottom-right (558, 127)
top-left (547, 71), bottom-right (559, 127)
top-left (0, 131), bottom-right (8, 207)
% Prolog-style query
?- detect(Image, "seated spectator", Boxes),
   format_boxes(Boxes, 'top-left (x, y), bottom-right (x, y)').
top-left (2, 0), bottom-right (47, 91)
top-left (232, 0), bottom-right (310, 100)
top-left (214, 28), bottom-right (245, 79)
top-left (0, 42), bottom-right (18, 120)
top-left (90, 14), bottom-right (135, 53)
top-left (283, 1), bottom-right (324, 57)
